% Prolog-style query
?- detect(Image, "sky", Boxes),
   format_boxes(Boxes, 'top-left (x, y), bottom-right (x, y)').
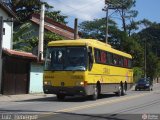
top-left (43, 0), bottom-right (160, 28)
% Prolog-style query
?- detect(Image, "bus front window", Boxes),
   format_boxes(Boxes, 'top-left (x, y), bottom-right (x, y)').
top-left (65, 47), bottom-right (87, 71)
top-left (45, 47), bottom-right (65, 70)
top-left (44, 47), bottom-right (87, 71)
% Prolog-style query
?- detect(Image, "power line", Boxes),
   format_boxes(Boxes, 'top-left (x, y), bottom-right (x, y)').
top-left (56, 0), bottom-right (78, 11)
top-left (56, 0), bottom-right (103, 15)
top-left (52, 0), bottom-right (106, 22)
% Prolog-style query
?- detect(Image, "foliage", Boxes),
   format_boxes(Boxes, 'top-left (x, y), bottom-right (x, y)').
top-left (133, 67), bottom-right (143, 82)
top-left (146, 52), bottom-right (159, 80)
top-left (4, 0), bottom-right (67, 24)
top-left (109, 0), bottom-right (138, 33)
top-left (13, 21), bottom-right (63, 52)
top-left (135, 23), bottom-right (160, 79)
top-left (79, 18), bottom-right (123, 46)
top-left (79, 18), bottom-right (106, 41)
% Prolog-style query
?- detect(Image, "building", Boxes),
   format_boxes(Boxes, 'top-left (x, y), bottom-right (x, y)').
top-left (0, 1), bottom-right (17, 49)
top-left (0, 1), bottom-right (17, 93)
top-left (2, 49), bottom-right (37, 94)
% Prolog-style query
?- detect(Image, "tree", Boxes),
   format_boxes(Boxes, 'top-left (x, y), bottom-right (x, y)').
top-left (3, 0), bottom-right (67, 24)
top-left (109, 0), bottom-right (138, 33)
top-left (134, 22), bottom-right (160, 79)
top-left (137, 23), bottom-right (160, 57)
top-left (146, 52), bottom-right (159, 80)
top-left (79, 17), bottom-right (123, 48)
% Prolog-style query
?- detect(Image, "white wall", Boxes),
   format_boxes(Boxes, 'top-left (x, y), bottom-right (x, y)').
top-left (29, 63), bottom-right (44, 93)
top-left (0, 8), bottom-right (13, 49)
top-left (0, 8), bottom-right (13, 93)
top-left (0, 57), bottom-right (2, 93)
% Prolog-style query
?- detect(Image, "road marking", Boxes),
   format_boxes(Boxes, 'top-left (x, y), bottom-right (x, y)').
top-left (39, 90), bottom-right (160, 119)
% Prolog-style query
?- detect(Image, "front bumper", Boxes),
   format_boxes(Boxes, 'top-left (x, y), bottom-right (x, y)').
top-left (135, 85), bottom-right (150, 90)
top-left (43, 85), bottom-right (87, 96)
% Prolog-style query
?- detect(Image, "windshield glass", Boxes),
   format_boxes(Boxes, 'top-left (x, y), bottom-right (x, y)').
top-left (138, 78), bottom-right (149, 84)
top-left (44, 46), bottom-right (87, 71)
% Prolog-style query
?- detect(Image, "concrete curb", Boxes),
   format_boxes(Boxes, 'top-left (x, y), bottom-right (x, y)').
top-left (0, 93), bottom-right (55, 102)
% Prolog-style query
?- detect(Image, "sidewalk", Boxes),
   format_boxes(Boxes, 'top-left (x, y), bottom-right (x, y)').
top-left (0, 93), bottom-right (55, 102)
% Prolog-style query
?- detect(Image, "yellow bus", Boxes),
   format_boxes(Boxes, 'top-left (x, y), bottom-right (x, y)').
top-left (43, 39), bottom-right (133, 100)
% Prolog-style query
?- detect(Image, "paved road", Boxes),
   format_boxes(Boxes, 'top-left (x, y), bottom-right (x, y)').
top-left (0, 83), bottom-right (160, 120)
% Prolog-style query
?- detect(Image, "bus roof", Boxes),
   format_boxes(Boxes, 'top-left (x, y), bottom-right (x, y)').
top-left (48, 39), bottom-right (132, 58)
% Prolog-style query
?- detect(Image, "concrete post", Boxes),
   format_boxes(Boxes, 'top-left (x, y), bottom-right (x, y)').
top-left (0, 16), bottom-right (3, 93)
top-left (38, 4), bottom-right (45, 61)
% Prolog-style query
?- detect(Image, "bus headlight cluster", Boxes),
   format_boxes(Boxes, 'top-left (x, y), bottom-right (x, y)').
top-left (44, 81), bottom-right (52, 85)
top-left (80, 81), bottom-right (88, 86)
top-left (80, 82), bottom-right (84, 85)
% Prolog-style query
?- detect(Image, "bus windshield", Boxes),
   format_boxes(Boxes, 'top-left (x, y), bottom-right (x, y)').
top-left (44, 46), bottom-right (87, 71)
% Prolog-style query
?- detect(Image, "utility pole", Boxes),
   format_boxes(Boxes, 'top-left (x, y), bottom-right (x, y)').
top-left (74, 18), bottom-right (78, 40)
top-left (38, 4), bottom-right (45, 61)
top-left (0, 16), bottom-right (3, 93)
top-left (144, 39), bottom-right (147, 78)
top-left (102, 0), bottom-right (124, 44)
top-left (0, 16), bottom-right (3, 58)
top-left (102, 0), bottom-right (110, 43)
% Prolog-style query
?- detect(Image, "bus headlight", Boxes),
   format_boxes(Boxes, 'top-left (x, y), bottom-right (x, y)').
top-left (80, 82), bottom-right (84, 85)
top-left (44, 81), bottom-right (52, 85)
top-left (80, 81), bottom-right (88, 86)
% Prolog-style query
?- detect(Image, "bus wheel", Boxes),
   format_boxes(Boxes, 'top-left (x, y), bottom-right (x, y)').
top-left (122, 82), bottom-right (127, 95)
top-left (91, 87), bottom-right (98, 100)
top-left (97, 82), bottom-right (101, 98)
top-left (57, 94), bottom-right (65, 101)
top-left (116, 85), bottom-right (122, 96)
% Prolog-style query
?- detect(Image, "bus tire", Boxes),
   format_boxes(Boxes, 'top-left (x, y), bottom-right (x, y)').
top-left (91, 87), bottom-right (98, 100)
top-left (97, 82), bottom-right (101, 98)
top-left (57, 94), bottom-right (65, 101)
top-left (122, 82), bottom-right (127, 95)
top-left (135, 87), bottom-right (137, 91)
top-left (116, 84), bottom-right (122, 96)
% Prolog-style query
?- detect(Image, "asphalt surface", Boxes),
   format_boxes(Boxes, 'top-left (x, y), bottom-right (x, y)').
top-left (0, 83), bottom-right (160, 120)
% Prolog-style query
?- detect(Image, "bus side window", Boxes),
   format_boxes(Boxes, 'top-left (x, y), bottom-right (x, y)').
top-left (124, 58), bottom-right (128, 67)
top-left (113, 54), bottom-right (118, 65)
top-left (100, 51), bottom-right (106, 64)
top-left (94, 49), bottom-right (101, 63)
top-left (128, 59), bottom-right (132, 68)
top-left (120, 57), bottom-right (124, 67)
top-left (108, 53), bottom-right (112, 65)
